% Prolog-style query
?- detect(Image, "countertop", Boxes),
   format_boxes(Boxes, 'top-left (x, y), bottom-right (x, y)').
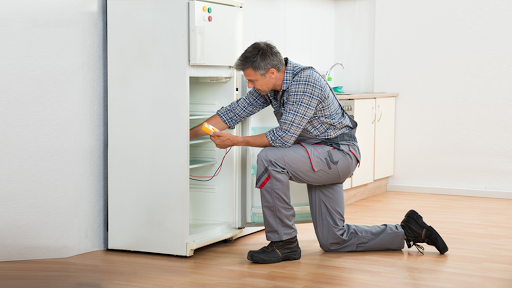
top-left (336, 92), bottom-right (399, 100)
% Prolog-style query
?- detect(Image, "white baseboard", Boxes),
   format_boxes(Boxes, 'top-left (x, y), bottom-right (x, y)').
top-left (387, 184), bottom-right (512, 199)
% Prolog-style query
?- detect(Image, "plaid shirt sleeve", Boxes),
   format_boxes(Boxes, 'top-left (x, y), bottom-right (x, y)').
top-left (216, 88), bottom-right (271, 129)
top-left (265, 70), bottom-right (324, 147)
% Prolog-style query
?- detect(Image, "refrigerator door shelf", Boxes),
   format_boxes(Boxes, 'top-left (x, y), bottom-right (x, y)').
top-left (248, 127), bottom-right (276, 175)
top-left (250, 126), bottom-right (276, 136)
top-left (250, 204), bottom-right (312, 224)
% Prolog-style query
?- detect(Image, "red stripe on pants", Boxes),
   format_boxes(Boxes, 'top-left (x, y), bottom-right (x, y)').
top-left (258, 175), bottom-right (270, 189)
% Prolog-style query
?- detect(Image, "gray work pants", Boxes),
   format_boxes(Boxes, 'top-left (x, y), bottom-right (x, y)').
top-left (255, 143), bottom-right (405, 252)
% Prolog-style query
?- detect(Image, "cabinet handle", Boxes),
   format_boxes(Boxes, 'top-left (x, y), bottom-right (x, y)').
top-left (378, 105), bottom-right (383, 122)
top-left (372, 106), bottom-right (376, 124)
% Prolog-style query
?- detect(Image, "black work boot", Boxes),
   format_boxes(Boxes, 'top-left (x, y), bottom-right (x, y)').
top-left (401, 209), bottom-right (449, 254)
top-left (247, 236), bottom-right (301, 264)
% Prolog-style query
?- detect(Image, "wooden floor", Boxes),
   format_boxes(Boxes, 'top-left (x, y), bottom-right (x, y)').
top-left (1, 192), bottom-right (512, 288)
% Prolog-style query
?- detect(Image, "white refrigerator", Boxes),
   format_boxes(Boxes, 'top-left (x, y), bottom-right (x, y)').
top-left (107, 0), bottom-right (312, 257)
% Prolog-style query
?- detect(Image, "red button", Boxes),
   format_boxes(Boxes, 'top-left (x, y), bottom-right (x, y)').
top-left (208, 16), bottom-right (212, 22)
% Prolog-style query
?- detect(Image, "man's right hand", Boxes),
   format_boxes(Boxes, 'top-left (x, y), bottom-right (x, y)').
top-left (210, 131), bottom-right (240, 149)
top-left (190, 114), bottom-right (228, 140)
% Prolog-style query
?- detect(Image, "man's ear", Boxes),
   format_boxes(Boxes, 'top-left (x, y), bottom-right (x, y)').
top-left (266, 68), bottom-right (277, 79)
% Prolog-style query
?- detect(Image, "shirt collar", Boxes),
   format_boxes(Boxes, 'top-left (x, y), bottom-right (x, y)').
top-left (280, 57), bottom-right (295, 92)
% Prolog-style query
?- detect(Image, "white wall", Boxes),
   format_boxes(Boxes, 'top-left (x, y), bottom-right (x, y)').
top-left (0, 0), bottom-right (107, 261)
top-left (243, 0), bottom-right (335, 74)
top-left (0, 0), bottom-right (337, 262)
top-left (9, 0), bottom-right (504, 262)
top-left (332, 0), bottom-right (376, 92)
top-left (374, 0), bottom-right (512, 196)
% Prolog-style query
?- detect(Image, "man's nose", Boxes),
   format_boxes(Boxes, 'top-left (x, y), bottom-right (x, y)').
top-left (247, 82), bottom-right (254, 88)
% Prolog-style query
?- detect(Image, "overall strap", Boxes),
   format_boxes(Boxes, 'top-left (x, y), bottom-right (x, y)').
top-left (293, 66), bottom-right (359, 148)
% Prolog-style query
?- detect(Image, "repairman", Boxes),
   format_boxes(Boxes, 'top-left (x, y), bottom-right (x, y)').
top-left (189, 41), bottom-right (448, 264)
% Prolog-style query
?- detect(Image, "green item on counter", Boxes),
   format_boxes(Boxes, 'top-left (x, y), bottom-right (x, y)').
top-left (333, 86), bottom-right (344, 93)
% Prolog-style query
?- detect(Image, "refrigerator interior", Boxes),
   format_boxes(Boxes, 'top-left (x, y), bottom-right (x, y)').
top-left (188, 76), bottom-right (239, 242)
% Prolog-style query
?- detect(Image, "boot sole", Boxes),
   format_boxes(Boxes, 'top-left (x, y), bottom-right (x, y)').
top-left (405, 210), bottom-right (449, 254)
top-left (247, 250), bottom-right (301, 264)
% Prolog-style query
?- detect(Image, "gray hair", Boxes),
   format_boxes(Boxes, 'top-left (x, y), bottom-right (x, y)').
top-left (234, 42), bottom-right (285, 76)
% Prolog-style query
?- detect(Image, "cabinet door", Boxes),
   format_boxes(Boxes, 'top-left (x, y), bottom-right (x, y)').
top-left (374, 97), bottom-right (395, 179)
top-left (351, 99), bottom-right (375, 187)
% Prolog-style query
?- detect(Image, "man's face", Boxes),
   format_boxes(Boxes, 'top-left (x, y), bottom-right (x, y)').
top-left (243, 68), bottom-right (275, 95)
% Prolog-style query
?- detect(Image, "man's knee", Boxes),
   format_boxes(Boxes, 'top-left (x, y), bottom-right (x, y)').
top-left (318, 238), bottom-right (333, 252)
top-left (257, 147), bottom-right (279, 165)
top-left (316, 229), bottom-right (352, 252)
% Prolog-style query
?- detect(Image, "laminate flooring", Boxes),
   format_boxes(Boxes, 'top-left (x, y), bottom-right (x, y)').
top-left (1, 192), bottom-right (511, 288)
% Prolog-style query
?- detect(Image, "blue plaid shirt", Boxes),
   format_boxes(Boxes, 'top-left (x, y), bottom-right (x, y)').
top-left (217, 58), bottom-right (355, 148)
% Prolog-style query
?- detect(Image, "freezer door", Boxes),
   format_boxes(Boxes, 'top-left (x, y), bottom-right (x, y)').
top-left (189, 1), bottom-right (243, 66)
top-left (236, 74), bottom-right (313, 228)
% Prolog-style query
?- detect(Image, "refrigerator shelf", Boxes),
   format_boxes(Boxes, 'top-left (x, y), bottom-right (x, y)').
top-left (190, 136), bottom-right (211, 145)
top-left (188, 219), bottom-right (234, 240)
top-left (189, 159), bottom-right (217, 169)
top-left (189, 114), bottom-right (211, 120)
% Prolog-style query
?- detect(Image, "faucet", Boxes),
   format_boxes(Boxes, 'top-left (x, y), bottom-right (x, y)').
top-left (326, 62), bottom-right (345, 82)
top-left (326, 62), bottom-right (345, 93)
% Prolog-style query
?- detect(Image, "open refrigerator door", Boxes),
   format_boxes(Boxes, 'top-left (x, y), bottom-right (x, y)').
top-left (236, 74), bottom-right (313, 232)
top-left (186, 0), bottom-right (244, 255)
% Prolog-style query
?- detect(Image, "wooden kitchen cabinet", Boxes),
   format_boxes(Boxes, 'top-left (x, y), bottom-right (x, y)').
top-left (350, 96), bottom-right (396, 187)
top-left (374, 97), bottom-right (396, 180)
top-left (351, 99), bottom-right (375, 187)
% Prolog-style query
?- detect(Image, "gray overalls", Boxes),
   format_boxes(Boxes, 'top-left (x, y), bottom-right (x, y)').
top-left (254, 76), bottom-right (404, 252)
